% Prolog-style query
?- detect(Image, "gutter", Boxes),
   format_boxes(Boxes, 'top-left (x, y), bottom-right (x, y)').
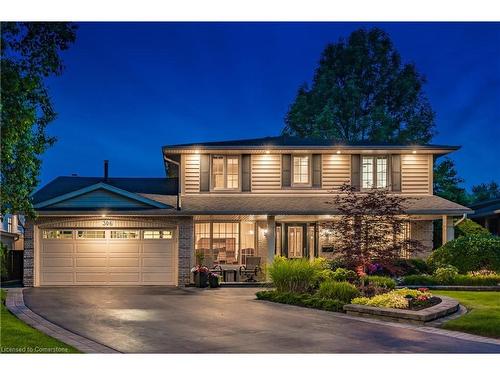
top-left (454, 213), bottom-right (468, 226)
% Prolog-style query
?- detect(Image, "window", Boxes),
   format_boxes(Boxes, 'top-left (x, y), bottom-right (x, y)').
top-left (43, 230), bottom-right (73, 239)
top-left (110, 230), bottom-right (139, 239)
top-left (194, 222), bottom-right (240, 265)
top-left (362, 156), bottom-right (388, 189)
top-left (211, 155), bottom-right (239, 190)
top-left (77, 230), bottom-right (105, 239)
top-left (143, 230), bottom-right (173, 239)
top-left (7, 216), bottom-right (13, 232)
top-left (293, 155), bottom-right (310, 185)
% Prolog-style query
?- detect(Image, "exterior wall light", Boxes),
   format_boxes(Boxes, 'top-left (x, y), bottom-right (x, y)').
top-left (336, 150), bottom-right (341, 154)
top-left (412, 150), bottom-right (417, 154)
top-left (265, 150), bottom-right (270, 154)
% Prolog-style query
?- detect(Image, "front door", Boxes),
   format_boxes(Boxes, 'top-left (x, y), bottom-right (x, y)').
top-left (287, 226), bottom-right (304, 258)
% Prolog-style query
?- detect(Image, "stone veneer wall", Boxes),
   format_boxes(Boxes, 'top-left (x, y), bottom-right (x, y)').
top-left (23, 215), bottom-right (194, 287)
top-left (410, 220), bottom-right (434, 258)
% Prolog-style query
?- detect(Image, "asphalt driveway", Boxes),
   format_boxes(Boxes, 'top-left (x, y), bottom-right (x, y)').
top-left (24, 287), bottom-right (500, 353)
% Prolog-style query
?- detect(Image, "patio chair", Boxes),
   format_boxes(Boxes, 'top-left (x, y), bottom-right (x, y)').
top-left (204, 255), bottom-right (223, 275)
top-left (239, 256), bottom-right (262, 282)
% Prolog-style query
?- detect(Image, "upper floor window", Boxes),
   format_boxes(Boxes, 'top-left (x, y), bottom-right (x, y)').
top-left (212, 155), bottom-right (239, 190)
top-left (292, 155), bottom-right (310, 185)
top-left (362, 156), bottom-right (388, 189)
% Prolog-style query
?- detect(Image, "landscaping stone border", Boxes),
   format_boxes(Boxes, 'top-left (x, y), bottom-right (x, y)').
top-left (343, 295), bottom-right (459, 325)
top-left (5, 288), bottom-right (119, 354)
top-left (399, 285), bottom-right (500, 291)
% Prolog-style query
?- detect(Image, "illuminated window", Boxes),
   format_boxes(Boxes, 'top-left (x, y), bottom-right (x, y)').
top-left (362, 156), bottom-right (388, 189)
top-left (43, 230), bottom-right (73, 239)
top-left (211, 155), bottom-right (239, 190)
top-left (143, 230), bottom-right (173, 239)
top-left (76, 230), bottom-right (105, 239)
top-left (110, 230), bottom-right (139, 239)
top-left (194, 222), bottom-right (241, 265)
top-left (293, 156), bottom-right (310, 184)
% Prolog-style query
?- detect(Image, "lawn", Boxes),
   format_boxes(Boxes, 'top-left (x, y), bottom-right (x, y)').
top-left (0, 289), bottom-right (79, 353)
top-left (434, 290), bottom-right (500, 339)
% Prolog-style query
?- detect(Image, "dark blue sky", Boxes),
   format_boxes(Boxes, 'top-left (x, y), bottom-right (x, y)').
top-left (42, 22), bottom-right (500, 189)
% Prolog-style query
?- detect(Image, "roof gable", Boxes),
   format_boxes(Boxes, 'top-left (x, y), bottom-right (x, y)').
top-left (34, 182), bottom-right (169, 209)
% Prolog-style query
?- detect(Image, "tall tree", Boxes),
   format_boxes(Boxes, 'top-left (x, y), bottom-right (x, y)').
top-left (283, 28), bottom-right (436, 144)
top-left (433, 158), bottom-right (469, 206)
top-left (1, 22), bottom-right (76, 217)
top-left (470, 181), bottom-right (500, 203)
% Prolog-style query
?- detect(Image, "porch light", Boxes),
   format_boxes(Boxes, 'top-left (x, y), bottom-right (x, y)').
top-left (194, 149), bottom-right (200, 154)
top-left (412, 150), bottom-right (417, 154)
top-left (336, 150), bottom-right (341, 154)
top-left (101, 214), bottom-right (106, 218)
top-left (265, 150), bottom-right (270, 154)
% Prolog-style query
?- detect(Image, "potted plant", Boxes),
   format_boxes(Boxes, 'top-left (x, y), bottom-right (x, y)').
top-left (191, 265), bottom-right (209, 288)
top-left (208, 272), bottom-right (222, 288)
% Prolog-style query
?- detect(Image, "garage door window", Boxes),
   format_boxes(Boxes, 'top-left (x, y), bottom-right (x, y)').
top-left (110, 230), bottom-right (139, 239)
top-left (143, 230), bottom-right (173, 239)
top-left (42, 230), bottom-right (73, 239)
top-left (76, 230), bottom-right (106, 239)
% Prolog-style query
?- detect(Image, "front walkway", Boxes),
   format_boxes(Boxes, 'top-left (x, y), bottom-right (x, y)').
top-left (22, 287), bottom-right (500, 353)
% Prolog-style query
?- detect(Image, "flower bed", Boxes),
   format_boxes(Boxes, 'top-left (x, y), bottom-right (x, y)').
top-left (351, 288), bottom-right (440, 310)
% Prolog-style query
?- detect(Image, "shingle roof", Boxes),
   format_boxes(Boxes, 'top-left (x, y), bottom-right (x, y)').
top-left (32, 176), bottom-right (178, 205)
top-left (468, 198), bottom-right (500, 218)
top-left (36, 194), bottom-right (472, 216)
top-left (163, 135), bottom-right (460, 151)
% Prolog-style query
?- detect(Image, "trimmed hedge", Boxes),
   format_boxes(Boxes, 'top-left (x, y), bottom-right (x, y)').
top-left (428, 235), bottom-right (500, 273)
top-left (256, 290), bottom-right (345, 312)
top-left (455, 218), bottom-right (490, 238)
top-left (361, 275), bottom-right (396, 289)
top-left (403, 273), bottom-right (500, 286)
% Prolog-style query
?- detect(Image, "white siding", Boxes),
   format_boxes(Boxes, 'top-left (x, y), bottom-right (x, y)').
top-left (401, 154), bottom-right (431, 194)
top-left (251, 154), bottom-right (281, 192)
top-left (183, 154), bottom-right (201, 193)
top-left (322, 154), bottom-right (351, 189)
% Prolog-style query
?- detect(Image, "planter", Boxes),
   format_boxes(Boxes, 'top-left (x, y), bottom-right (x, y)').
top-left (194, 272), bottom-right (209, 288)
top-left (209, 275), bottom-right (221, 288)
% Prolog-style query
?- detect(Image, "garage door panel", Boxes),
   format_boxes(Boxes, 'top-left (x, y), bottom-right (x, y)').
top-left (42, 257), bottom-right (73, 267)
top-left (108, 243), bottom-right (140, 253)
top-left (75, 257), bottom-right (107, 267)
top-left (40, 228), bottom-right (177, 286)
top-left (109, 273), bottom-right (140, 282)
top-left (108, 257), bottom-right (140, 267)
top-left (76, 243), bottom-right (108, 253)
top-left (42, 272), bottom-right (74, 283)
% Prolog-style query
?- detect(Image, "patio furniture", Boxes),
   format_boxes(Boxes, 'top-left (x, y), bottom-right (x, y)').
top-left (240, 248), bottom-right (255, 265)
top-left (239, 256), bottom-right (262, 282)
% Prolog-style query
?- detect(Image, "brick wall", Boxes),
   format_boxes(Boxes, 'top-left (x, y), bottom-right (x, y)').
top-left (23, 215), bottom-right (194, 287)
top-left (410, 220), bottom-right (434, 258)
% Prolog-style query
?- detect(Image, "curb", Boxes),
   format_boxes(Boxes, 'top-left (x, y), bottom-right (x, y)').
top-left (5, 288), bottom-right (119, 354)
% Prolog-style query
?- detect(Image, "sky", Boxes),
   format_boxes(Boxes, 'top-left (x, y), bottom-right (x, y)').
top-left (41, 22), bottom-right (500, 189)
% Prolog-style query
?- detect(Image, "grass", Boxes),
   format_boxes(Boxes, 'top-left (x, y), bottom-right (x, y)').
top-left (434, 290), bottom-right (500, 339)
top-left (0, 289), bottom-right (79, 353)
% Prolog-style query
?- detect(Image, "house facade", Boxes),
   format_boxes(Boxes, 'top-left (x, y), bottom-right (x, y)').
top-left (24, 136), bottom-right (471, 287)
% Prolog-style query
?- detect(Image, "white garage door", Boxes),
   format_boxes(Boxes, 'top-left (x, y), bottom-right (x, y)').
top-left (39, 229), bottom-right (177, 286)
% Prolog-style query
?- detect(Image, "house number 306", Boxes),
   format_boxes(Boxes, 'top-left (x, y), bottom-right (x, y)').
top-left (102, 220), bottom-right (114, 227)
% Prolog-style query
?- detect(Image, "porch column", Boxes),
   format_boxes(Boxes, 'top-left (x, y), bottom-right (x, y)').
top-left (442, 215), bottom-right (455, 244)
top-left (267, 215), bottom-right (276, 265)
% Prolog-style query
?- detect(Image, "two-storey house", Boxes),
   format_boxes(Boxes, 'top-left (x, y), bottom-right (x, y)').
top-left (25, 136), bottom-right (471, 287)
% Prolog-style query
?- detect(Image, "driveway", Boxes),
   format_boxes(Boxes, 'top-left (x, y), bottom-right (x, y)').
top-left (24, 287), bottom-right (500, 353)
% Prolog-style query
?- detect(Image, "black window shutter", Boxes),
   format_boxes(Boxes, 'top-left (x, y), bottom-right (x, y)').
top-left (282, 154), bottom-right (291, 187)
top-left (351, 154), bottom-right (360, 191)
top-left (312, 154), bottom-right (322, 188)
top-left (242, 154), bottom-right (251, 192)
top-left (200, 154), bottom-right (210, 192)
top-left (391, 154), bottom-right (401, 192)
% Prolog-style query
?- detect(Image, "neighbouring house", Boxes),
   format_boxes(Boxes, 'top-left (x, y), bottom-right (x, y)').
top-left (24, 136), bottom-right (471, 287)
top-left (469, 198), bottom-right (500, 236)
top-left (1, 213), bottom-right (25, 281)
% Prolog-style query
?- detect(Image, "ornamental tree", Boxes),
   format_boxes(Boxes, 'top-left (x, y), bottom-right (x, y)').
top-left (323, 184), bottom-right (424, 272)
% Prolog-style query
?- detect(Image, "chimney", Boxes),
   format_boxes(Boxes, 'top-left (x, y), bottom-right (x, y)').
top-left (104, 160), bottom-right (109, 181)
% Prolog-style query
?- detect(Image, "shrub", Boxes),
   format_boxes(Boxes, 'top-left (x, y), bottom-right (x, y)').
top-left (255, 290), bottom-right (345, 312)
top-left (351, 288), bottom-right (432, 309)
top-left (331, 268), bottom-right (358, 282)
top-left (455, 218), bottom-right (490, 238)
top-left (316, 280), bottom-right (359, 302)
top-left (433, 265), bottom-right (459, 284)
top-left (361, 275), bottom-right (396, 289)
top-left (327, 257), bottom-right (350, 271)
top-left (267, 257), bottom-right (321, 293)
top-left (402, 274), bottom-right (437, 285)
top-left (428, 235), bottom-right (500, 273)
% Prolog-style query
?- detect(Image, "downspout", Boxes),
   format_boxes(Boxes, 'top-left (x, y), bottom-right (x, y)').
top-left (454, 213), bottom-right (467, 226)
top-left (164, 156), bottom-right (181, 210)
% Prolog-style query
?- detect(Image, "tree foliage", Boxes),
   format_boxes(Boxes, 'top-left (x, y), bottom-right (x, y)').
top-left (470, 181), bottom-right (500, 204)
top-left (322, 184), bottom-right (424, 272)
top-left (1, 22), bottom-right (76, 217)
top-left (433, 157), bottom-right (469, 206)
top-left (283, 28), bottom-right (436, 144)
